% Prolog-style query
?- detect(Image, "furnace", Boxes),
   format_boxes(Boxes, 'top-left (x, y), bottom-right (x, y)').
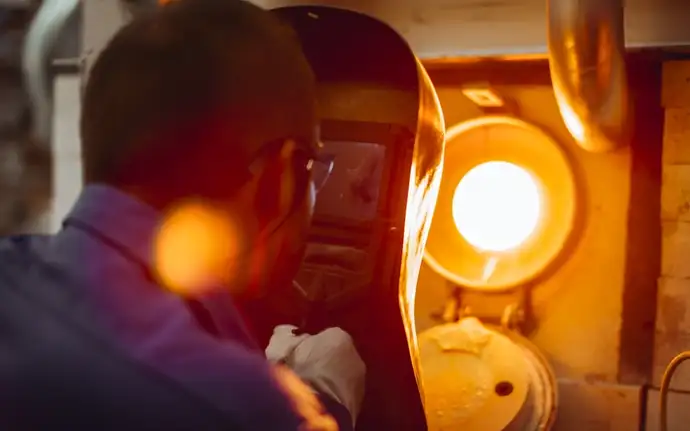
top-left (419, 95), bottom-right (581, 429)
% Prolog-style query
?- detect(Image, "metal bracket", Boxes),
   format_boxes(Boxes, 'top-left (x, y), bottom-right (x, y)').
top-left (430, 281), bottom-right (533, 333)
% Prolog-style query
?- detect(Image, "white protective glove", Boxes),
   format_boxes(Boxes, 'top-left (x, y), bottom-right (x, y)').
top-left (265, 325), bottom-right (366, 426)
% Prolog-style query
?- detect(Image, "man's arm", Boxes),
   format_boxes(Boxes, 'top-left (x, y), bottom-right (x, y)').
top-left (0, 242), bottom-right (302, 430)
top-left (266, 325), bottom-right (366, 430)
top-left (185, 292), bottom-right (350, 430)
top-left (272, 364), bottom-right (354, 431)
top-left (271, 365), bottom-right (342, 431)
top-left (142, 318), bottom-right (312, 430)
top-left (318, 391), bottom-right (355, 430)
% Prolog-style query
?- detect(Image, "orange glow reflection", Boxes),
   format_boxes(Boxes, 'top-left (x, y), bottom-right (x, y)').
top-left (554, 88), bottom-right (586, 144)
top-left (398, 61), bottom-right (445, 402)
top-left (154, 202), bottom-right (239, 295)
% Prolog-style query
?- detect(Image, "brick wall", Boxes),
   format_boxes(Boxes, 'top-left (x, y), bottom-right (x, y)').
top-left (646, 60), bottom-right (690, 430)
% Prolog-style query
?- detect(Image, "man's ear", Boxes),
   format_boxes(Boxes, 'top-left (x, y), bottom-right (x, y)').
top-left (277, 139), bottom-right (297, 213)
top-left (253, 140), bottom-right (297, 229)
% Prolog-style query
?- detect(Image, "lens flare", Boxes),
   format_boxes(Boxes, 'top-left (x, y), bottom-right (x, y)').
top-left (154, 202), bottom-right (239, 295)
top-left (452, 161), bottom-right (541, 252)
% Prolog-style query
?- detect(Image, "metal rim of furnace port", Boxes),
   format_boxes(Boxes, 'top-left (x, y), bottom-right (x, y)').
top-left (498, 326), bottom-right (558, 430)
top-left (423, 115), bottom-right (579, 292)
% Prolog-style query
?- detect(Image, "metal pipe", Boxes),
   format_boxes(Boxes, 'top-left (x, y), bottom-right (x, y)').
top-left (22, 0), bottom-right (79, 147)
top-left (547, 0), bottom-right (630, 153)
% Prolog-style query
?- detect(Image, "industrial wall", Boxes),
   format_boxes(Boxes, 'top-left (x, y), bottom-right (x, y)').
top-left (415, 59), bottom-right (666, 430)
top-left (415, 84), bottom-right (632, 381)
top-left (647, 60), bottom-right (690, 430)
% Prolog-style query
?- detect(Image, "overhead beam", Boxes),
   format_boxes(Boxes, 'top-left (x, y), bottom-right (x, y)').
top-left (82, 0), bottom-right (690, 64)
top-left (254, 0), bottom-right (690, 59)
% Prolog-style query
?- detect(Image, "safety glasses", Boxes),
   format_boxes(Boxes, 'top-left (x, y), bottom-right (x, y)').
top-left (249, 138), bottom-right (334, 196)
top-left (304, 142), bottom-right (335, 193)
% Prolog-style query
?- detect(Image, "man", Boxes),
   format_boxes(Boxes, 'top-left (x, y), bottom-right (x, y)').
top-left (0, 0), bottom-right (364, 429)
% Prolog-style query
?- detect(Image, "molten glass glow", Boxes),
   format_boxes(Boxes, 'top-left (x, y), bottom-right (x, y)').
top-left (452, 161), bottom-right (541, 252)
top-left (154, 202), bottom-right (239, 295)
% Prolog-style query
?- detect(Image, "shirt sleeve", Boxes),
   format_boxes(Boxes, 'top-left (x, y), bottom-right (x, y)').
top-left (126, 311), bottom-right (305, 430)
top-left (0, 238), bottom-right (301, 431)
top-left (318, 391), bottom-right (354, 431)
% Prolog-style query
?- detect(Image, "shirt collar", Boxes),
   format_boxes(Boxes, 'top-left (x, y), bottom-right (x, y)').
top-left (60, 184), bottom-right (261, 349)
top-left (62, 184), bottom-right (162, 269)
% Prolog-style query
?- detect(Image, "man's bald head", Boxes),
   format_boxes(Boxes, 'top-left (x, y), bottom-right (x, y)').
top-left (80, 0), bottom-right (317, 193)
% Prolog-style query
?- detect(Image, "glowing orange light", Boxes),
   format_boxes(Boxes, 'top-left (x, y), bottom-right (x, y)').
top-left (452, 161), bottom-right (541, 252)
top-left (154, 202), bottom-right (239, 295)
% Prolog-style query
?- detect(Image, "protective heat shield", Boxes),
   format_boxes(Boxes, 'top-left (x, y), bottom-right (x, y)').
top-left (272, 6), bottom-right (444, 430)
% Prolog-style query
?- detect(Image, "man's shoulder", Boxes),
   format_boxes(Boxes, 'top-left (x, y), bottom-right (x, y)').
top-left (0, 233), bottom-right (82, 310)
top-left (0, 232), bottom-right (52, 253)
top-left (0, 236), bottom-right (240, 430)
top-left (0, 233), bottom-right (80, 311)
top-left (0, 232), bottom-right (308, 429)
top-left (0, 233), bottom-right (54, 269)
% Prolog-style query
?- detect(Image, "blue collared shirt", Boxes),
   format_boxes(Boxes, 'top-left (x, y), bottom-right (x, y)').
top-left (57, 184), bottom-right (259, 351)
top-left (0, 185), bottom-right (316, 430)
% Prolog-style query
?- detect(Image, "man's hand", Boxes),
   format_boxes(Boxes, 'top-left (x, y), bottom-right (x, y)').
top-left (271, 365), bottom-right (338, 431)
top-left (266, 325), bottom-right (366, 426)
